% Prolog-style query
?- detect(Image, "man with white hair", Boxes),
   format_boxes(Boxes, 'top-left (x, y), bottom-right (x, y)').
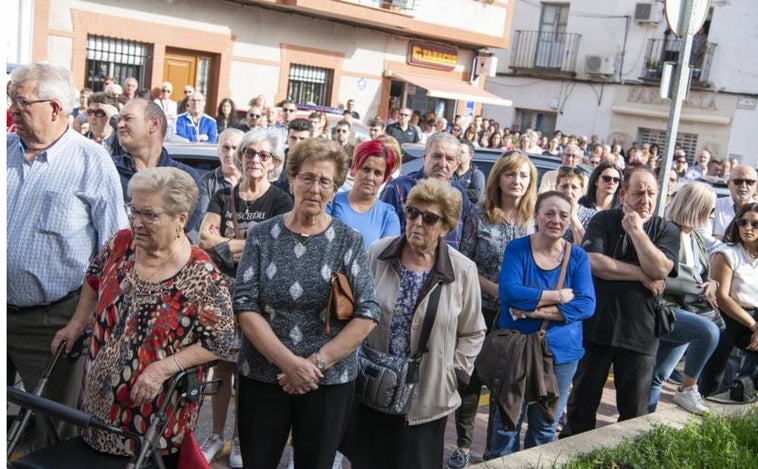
top-left (684, 150), bottom-right (711, 180)
top-left (175, 91), bottom-right (218, 143)
top-left (122, 76), bottom-right (138, 101)
top-left (712, 165), bottom-right (758, 239)
top-left (7, 62), bottom-right (128, 447)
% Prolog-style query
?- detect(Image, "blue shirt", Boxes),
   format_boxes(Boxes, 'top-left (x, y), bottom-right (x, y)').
top-left (327, 192), bottom-right (400, 250)
top-left (379, 168), bottom-right (472, 250)
top-left (498, 236), bottom-right (596, 364)
top-left (175, 113), bottom-right (218, 143)
top-left (112, 148), bottom-right (204, 233)
top-left (7, 128), bottom-right (129, 306)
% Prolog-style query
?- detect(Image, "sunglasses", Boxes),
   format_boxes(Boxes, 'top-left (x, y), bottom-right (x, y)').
top-left (405, 206), bottom-right (442, 226)
top-left (601, 174), bottom-right (621, 184)
top-left (243, 149), bottom-right (273, 161)
top-left (86, 109), bottom-right (106, 117)
top-left (283, 108), bottom-right (297, 113)
top-left (161, 88), bottom-right (172, 92)
top-left (452, 127), bottom-right (461, 132)
top-left (248, 114), bottom-right (261, 118)
top-left (736, 218), bottom-right (758, 229)
top-left (184, 90), bottom-right (193, 94)
top-left (559, 166), bottom-right (583, 176)
top-left (732, 179), bottom-right (756, 186)
top-left (399, 113), bottom-right (410, 117)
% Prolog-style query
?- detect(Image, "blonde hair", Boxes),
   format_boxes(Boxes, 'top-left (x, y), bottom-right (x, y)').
top-left (666, 182), bottom-right (716, 229)
top-left (483, 151), bottom-right (537, 226)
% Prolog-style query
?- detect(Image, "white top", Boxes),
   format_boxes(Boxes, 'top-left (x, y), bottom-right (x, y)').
top-left (711, 243), bottom-right (758, 309)
top-left (712, 196), bottom-right (735, 237)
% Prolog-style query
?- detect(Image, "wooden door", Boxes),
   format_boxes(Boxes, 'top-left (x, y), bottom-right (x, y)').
top-left (163, 51), bottom-right (197, 101)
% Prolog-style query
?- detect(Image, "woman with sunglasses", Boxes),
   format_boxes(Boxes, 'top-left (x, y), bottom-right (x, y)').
top-left (579, 162), bottom-right (622, 212)
top-left (216, 98), bottom-right (238, 133)
top-left (451, 151), bottom-right (536, 467)
top-left (700, 202), bottom-right (758, 396)
top-left (83, 91), bottom-right (122, 156)
top-left (348, 178), bottom-right (485, 469)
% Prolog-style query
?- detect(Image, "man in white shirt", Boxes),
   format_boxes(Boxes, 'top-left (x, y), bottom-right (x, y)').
top-left (684, 150), bottom-right (711, 180)
top-left (712, 165), bottom-right (758, 239)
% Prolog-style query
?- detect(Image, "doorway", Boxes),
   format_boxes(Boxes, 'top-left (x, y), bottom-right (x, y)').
top-left (163, 48), bottom-right (218, 112)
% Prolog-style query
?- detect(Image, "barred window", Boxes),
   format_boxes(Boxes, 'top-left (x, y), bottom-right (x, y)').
top-left (638, 127), bottom-right (698, 163)
top-left (86, 35), bottom-right (151, 91)
top-left (287, 64), bottom-right (333, 105)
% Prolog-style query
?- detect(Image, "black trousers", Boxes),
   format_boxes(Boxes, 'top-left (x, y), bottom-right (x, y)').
top-left (237, 376), bottom-right (354, 469)
top-left (561, 342), bottom-right (655, 437)
top-left (343, 405), bottom-right (447, 469)
top-left (699, 309), bottom-right (758, 397)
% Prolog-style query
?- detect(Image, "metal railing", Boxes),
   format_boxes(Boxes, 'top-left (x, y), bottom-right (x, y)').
top-left (509, 30), bottom-right (582, 74)
top-left (641, 37), bottom-right (717, 86)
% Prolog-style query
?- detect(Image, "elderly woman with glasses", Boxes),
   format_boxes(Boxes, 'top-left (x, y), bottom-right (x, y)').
top-left (52, 168), bottom-right (237, 467)
top-left (700, 202), bottom-right (758, 397)
top-left (578, 162), bottom-right (622, 213)
top-left (83, 91), bottom-right (121, 156)
top-left (347, 178), bottom-right (485, 469)
top-left (233, 138), bottom-right (380, 469)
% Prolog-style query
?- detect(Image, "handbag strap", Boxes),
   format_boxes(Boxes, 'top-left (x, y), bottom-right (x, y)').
top-left (539, 240), bottom-right (572, 337)
top-left (228, 185), bottom-right (243, 240)
top-left (415, 282), bottom-right (442, 358)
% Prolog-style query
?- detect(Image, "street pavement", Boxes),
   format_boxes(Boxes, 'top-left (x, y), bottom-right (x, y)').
top-left (198, 374), bottom-right (680, 468)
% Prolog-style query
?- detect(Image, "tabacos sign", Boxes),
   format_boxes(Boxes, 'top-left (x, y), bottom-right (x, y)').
top-left (407, 40), bottom-right (458, 71)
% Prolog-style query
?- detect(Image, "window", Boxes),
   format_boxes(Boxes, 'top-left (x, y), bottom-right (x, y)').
top-left (287, 64), bottom-right (333, 105)
top-left (86, 35), bottom-right (151, 91)
top-left (535, 3), bottom-right (569, 69)
top-left (638, 127), bottom-right (698, 162)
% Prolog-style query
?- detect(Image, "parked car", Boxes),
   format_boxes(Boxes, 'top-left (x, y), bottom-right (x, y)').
top-left (399, 144), bottom-right (590, 187)
top-left (293, 104), bottom-right (370, 142)
top-left (164, 142), bottom-right (219, 175)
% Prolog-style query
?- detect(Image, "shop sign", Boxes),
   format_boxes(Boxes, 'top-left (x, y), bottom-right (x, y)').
top-left (407, 41), bottom-right (458, 71)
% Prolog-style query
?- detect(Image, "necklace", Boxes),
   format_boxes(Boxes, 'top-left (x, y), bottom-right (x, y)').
top-left (132, 239), bottom-right (183, 284)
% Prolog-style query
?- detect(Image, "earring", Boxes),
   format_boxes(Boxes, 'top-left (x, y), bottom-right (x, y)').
top-left (176, 227), bottom-right (181, 238)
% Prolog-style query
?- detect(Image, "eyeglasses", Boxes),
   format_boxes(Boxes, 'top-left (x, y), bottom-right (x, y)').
top-left (283, 108), bottom-right (297, 113)
top-left (601, 174), bottom-right (621, 184)
top-left (248, 114), bottom-right (261, 118)
top-left (559, 166), bottom-right (583, 176)
top-left (732, 179), bottom-right (756, 186)
top-left (296, 173), bottom-right (335, 191)
top-left (124, 203), bottom-right (165, 224)
top-left (86, 109), bottom-right (106, 118)
top-left (736, 218), bottom-right (758, 229)
top-left (405, 206), bottom-right (442, 226)
top-left (10, 97), bottom-right (52, 109)
top-left (243, 149), bottom-right (273, 161)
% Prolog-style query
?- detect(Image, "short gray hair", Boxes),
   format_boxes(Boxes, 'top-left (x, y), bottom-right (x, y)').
top-left (127, 167), bottom-right (198, 216)
top-left (425, 132), bottom-right (461, 161)
top-left (10, 63), bottom-right (76, 116)
top-left (219, 128), bottom-right (244, 145)
top-left (235, 129), bottom-right (285, 177)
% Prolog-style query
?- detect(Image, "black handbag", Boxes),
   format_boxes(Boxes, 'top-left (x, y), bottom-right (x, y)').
top-left (654, 297), bottom-right (677, 337)
top-left (355, 283), bottom-right (442, 415)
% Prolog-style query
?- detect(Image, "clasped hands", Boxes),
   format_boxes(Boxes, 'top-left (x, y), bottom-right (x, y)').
top-left (277, 354), bottom-right (323, 395)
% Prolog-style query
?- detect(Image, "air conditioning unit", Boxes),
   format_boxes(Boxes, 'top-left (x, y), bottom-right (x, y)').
top-left (585, 55), bottom-right (615, 75)
top-left (634, 2), bottom-right (662, 23)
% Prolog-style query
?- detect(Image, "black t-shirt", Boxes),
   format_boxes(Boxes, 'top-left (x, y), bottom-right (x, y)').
top-left (207, 184), bottom-right (293, 239)
top-left (580, 209), bottom-right (680, 355)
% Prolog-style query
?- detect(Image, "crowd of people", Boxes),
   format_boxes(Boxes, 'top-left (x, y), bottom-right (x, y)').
top-left (7, 62), bottom-right (758, 469)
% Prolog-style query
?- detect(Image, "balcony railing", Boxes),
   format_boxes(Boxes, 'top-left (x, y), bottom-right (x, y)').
top-left (509, 30), bottom-right (582, 76)
top-left (641, 37), bottom-right (717, 87)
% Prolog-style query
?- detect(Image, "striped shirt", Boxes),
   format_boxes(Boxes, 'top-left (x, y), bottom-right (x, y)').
top-left (7, 128), bottom-right (129, 306)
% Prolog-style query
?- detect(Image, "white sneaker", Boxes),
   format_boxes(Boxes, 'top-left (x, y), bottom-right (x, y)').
top-left (286, 446), bottom-right (295, 469)
top-left (331, 451), bottom-right (344, 469)
top-left (673, 385), bottom-right (709, 415)
top-left (229, 437), bottom-right (243, 468)
top-left (199, 433), bottom-right (225, 463)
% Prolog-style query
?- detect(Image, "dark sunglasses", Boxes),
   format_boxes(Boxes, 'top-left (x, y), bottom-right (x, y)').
top-left (601, 174), bottom-right (621, 184)
top-left (399, 113), bottom-right (410, 117)
top-left (86, 109), bottom-right (106, 117)
top-left (452, 127), bottom-right (461, 132)
top-left (405, 206), bottom-right (442, 226)
top-left (161, 88), bottom-right (171, 92)
top-left (243, 149), bottom-right (273, 161)
top-left (248, 113), bottom-right (261, 118)
top-left (283, 108), bottom-right (297, 113)
top-left (732, 178), bottom-right (756, 186)
top-left (183, 90), bottom-right (193, 94)
top-left (559, 166), bottom-right (583, 176)
top-left (736, 218), bottom-right (758, 229)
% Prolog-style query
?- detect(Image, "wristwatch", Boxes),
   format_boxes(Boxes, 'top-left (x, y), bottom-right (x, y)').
top-left (314, 352), bottom-right (326, 372)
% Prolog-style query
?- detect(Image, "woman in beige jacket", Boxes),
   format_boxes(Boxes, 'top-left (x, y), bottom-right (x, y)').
top-left (347, 178), bottom-right (485, 469)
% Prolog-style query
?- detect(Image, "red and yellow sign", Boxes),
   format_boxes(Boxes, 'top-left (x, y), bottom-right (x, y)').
top-left (407, 41), bottom-right (458, 71)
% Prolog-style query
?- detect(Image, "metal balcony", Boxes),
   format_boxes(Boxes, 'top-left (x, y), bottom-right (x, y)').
top-left (508, 30), bottom-right (582, 77)
top-left (641, 37), bottom-right (716, 87)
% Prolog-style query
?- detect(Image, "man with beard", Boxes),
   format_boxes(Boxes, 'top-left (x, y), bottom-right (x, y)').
top-left (712, 165), bottom-right (758, 239)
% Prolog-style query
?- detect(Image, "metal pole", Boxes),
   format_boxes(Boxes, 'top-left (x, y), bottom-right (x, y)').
top-left (656, 0), bottom-right (696, 217)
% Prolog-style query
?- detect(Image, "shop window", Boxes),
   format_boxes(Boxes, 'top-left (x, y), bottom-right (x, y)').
top-left (287, 64), bottom-right (333, 106)
top-left (86, 35), bottom-right (152, 91)
top-left (638, 127), bottom-right (698, 162)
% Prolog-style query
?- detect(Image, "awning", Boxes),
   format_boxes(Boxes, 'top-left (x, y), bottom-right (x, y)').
top-left (391, 71), bottom-right (512, 107)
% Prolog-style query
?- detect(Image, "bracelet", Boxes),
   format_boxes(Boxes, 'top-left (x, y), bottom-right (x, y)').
top-left (173, 355), bottom-right (185, 372)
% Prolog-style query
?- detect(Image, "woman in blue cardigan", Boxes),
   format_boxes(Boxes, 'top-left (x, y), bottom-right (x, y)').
top-left (487, 191), bottom-right (596, 457)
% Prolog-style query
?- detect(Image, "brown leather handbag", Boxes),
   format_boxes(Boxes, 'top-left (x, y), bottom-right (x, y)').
top-left (325, 272), bottom-right (354, 333)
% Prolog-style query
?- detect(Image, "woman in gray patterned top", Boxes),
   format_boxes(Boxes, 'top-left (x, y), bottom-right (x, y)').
top-left (233, 138), bottom-right (380, 469)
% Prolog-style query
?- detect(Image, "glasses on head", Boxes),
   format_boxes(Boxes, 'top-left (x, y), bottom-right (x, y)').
top-left (243, 149), bottom-right (273, 161)
top-left (86, 109), bottom-right (106, 118)
top-left (405, 206), bottom-right (442, 226)
top-left (124, 203), bottom-right (165, 225)
top-left (732, 178), bottom-right (756, 186)
top-left (601, 174), bottom-right (621, 184)
top-left (736, 218), bottom-right (758, 229)
top-left (283, 108), bottom-right (297, 113)
top-left (296, 173), bottom-right (335, 191)
top-left (248, 113), bottom-right (261, 118)
top-left (10, 96), bottom-right (52, 109)
top-left (559, 166), bottom-right (583, 176)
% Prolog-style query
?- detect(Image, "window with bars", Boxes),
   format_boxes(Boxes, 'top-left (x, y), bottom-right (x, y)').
top-left (638, 127), bottom-right (699, 163)
top-left (287, 64), bottom-right (333, 105)
top-left (85, 35), bottom-right (151, 91)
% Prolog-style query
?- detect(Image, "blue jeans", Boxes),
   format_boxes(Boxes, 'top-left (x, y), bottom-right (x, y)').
top-left (486, 361), bottom-right (578, 459)
top-left (648, 308), bottom-right (720, 412)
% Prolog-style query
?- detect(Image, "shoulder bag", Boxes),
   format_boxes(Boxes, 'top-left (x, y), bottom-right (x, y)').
top-left (325, 272), bottom-right (355, 334)
top-left (355, 283), bottom-right (442, 415)
top-left (207, 186), bottom-right (244, 278)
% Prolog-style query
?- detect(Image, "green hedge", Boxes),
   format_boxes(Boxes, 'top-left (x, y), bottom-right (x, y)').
top-left (560, 407), bottom-right (758, 469)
